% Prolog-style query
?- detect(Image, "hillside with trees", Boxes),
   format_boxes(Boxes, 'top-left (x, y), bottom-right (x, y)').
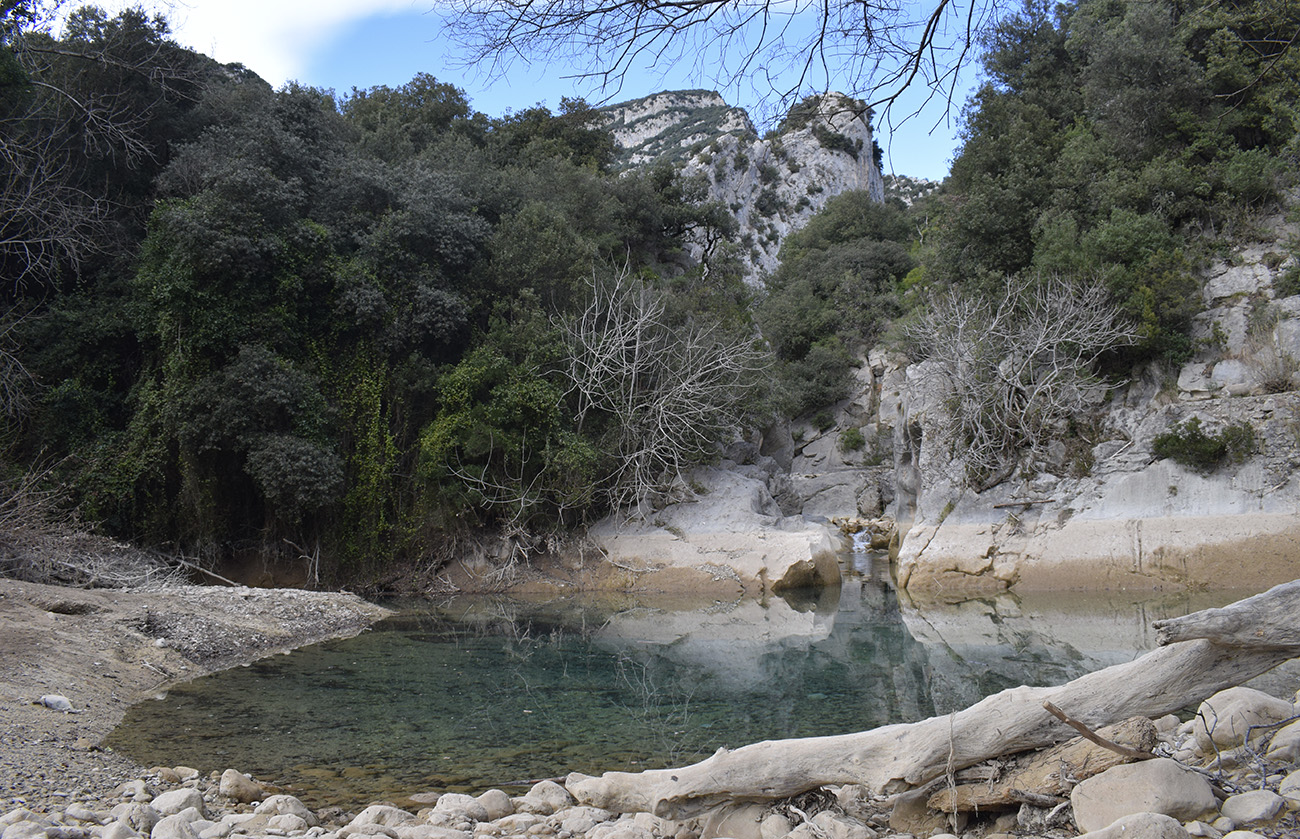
top-left (1, 0), bottom-right (1296, 589)
top-left (1, 3), bottom-right (764, 585)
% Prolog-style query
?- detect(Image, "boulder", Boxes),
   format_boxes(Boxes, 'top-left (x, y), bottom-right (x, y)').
top-left (758, 813), bottom-right (792, 839)
top-left (62, 807), bottom-right (104, 826)
top-left (1276, 769), bottom-right (1300, 807)
top-left (1070, 758), bottom-right (1217, 833)
top-left (347, 806), bottom-right (417, 828)
top-left (495, 814), bottom-right (544, 834)
top-left (252, 796), bottom-right (316, 827)
top-left (808, 811), bottom-right (874, 839)
top-left (1194, 687), bottom-right (1296, 753)
top-left (890, 787), bottom-right (951, 836)
top-left (108, 805), bottom-right (158, 835)
top-left (391, 827), bottom-right (469, 839)
top-left (1075, 812), bottom-right (1192, 839)
top-left (217, 770), bottom-right (262, 804)
top-left (1266, 719), bottom-right (1300, 762)
top-left (431, 795), bottom-right (487, 823)
top-left (699, 803), bottom-right (764, 839)
top-left (554, 808), bottom-right (613, 835)
top-left (38, 695), bottom-right (74, 712)
top-left (265, 815), bottom-right (308, 833)
top-left (149, 811), bottom-right (202, 839)
top-left (587, 820), bottom-right (653, 839)
top-left (0, 812), bottom-right (44, 830)
top-left (148, 792), bottom-right (205, 820)
top-left (1220, 790), bottom-right (1284, 825)
top-left (473, 791), bottom-right (512, 821)
top-left (100, 823), bottom-right (139, 839)
top-left (2, 822), bottom-right (50, 839)
top-left (339, 826), bottom-right (399, 839)
top-left (524, 780), bottom-right (573, 814)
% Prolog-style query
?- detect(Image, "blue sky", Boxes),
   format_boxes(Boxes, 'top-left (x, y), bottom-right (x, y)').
top-left (116, 1), bottom-right (977, 180)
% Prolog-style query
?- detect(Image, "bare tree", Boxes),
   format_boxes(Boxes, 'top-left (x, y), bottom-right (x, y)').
top-left (908, 276), bottom-right (1137, 490)
top-left (562, 264), bottom-right (768, 516)
top-left (1, 2), bottom-right (200, 287)
top-left (443, 0), bottom-right (1001, 124)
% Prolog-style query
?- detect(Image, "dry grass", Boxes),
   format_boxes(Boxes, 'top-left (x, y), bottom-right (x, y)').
top-left (0, 464), bottom-right (185, 589)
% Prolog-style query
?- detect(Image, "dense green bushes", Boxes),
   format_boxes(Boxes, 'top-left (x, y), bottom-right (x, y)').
top-left (3, 7), bottom-right (753, 580)
top-left (756, 192), bottom-right (913, 414)
top-left (1153, 418), bottom-right (1257, 472)
top-left (921, 0), bottom-right (1297, 366)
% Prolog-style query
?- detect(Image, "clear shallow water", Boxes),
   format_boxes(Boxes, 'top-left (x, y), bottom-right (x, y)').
top-left (106, 555), bottom-right (1236, 809)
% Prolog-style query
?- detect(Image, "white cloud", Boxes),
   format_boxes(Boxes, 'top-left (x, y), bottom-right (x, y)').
top-left (101, 0), bottom-right (425, 86)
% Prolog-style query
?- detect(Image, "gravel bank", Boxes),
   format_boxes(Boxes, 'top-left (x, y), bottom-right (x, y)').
top-left (0, 579), bottom-right (390, 810)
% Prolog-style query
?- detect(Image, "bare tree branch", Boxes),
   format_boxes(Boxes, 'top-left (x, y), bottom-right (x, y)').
top-left (908, 276), bottom-right (1137, 490)
top-left (443, 0), bottom-right (1004, 126)
top-left (561, 263), bottom-right (768, 517)
top-left (0, 3), bottom-right (201, 288)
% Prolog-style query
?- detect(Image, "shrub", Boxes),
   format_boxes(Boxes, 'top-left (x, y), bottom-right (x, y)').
top-left (839, 426), bottom-right (865, 452)
top-left (1152, 417), bottom-right (1256, 472)
top-left (812, 124), bottom-right (859, 159)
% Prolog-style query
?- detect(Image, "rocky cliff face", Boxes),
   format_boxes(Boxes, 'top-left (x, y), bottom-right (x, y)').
top-left (660, 194), bottom-right (1300, 597)
top-left (603, 90), bottom-right (885, 284)
top-left (882, 199), bottom-right (1300, 595)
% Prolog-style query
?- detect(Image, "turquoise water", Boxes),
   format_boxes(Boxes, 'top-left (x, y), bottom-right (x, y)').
top-left (106, 557), bottom-right (1223, 809)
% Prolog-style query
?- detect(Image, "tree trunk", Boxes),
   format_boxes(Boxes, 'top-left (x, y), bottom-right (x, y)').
top-left (1152, 579), bottom-right (1300, 648)
top-left (567, 581), bottom-right (1300, 820)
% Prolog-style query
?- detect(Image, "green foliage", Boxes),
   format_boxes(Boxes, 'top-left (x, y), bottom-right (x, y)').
top-left (340, 73), bottom-right (475, 161)
top-left (1152, 417), bottom-right (1257, 472)
top-left (419, 319), bottom-right (597, 530)
top-left (0, 18), bottom-right (761, 581)
top-left (759, 192), bottom-right (913, 415)
top-left (838, 427), bottom-right (865, 453)
top-left (927, 0), bottom-right (1297, 368)
top-left (811, 124), bottom-right (861, 159)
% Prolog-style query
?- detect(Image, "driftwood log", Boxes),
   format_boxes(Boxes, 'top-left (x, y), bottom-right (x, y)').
top-left (567, 579), bottom-right (1300, 820)
top-left (1152, 581), bottom-right (1300, 648)
top-left (925, 716), bottom-right (1156, 813)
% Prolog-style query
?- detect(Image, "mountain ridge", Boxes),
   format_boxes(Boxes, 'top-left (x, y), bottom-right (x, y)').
top-left (601, 90), bottom-right (885, 283)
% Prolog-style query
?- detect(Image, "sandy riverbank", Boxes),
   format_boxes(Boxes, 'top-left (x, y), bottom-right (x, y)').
top-left (0, 579), bottom-right (390, 810)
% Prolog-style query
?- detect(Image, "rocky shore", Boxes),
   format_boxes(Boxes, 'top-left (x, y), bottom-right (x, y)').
top-left (3, 683), bottom-right (1299, 839)
top-left (0, 579), bottom-right (390, 809)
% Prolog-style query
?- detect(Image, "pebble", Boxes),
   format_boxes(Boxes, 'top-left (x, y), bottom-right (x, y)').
top-left (37, 696), bottom-right (74, 713)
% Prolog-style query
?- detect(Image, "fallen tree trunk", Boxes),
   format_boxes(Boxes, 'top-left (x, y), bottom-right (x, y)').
top-left (926, 716), bottom-right (1156, 813)
top-left (1153, 578), bottom-right (1300, 648)
top-left (567, 580), bottom-right (1300, 820)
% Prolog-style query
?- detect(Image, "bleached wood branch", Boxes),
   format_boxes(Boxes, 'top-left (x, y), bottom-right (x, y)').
top-left (1153, 578), bottom-right (1300, 648)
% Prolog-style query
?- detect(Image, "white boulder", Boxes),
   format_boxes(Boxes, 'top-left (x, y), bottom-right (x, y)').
top-left (1194, 687), bottom-right (1296, 753)
top-left (1075, 812), bottom-right (1192, 839)
top-left (1070, 758), bottom-right (1217, 833)
top-left (148, 792), bottom-right (205, 820)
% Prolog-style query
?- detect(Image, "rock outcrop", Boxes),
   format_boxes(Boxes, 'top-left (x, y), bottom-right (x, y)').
top-left (586, 465), bottom-right (843, 597)
top-left (775, 195), bottom-right (1300, 595)
top-left (603, 90), bottom-right (885, 284)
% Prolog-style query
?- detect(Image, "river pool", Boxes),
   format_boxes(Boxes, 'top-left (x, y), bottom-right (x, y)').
top-left (105, 553), bottom-right (1243, 809)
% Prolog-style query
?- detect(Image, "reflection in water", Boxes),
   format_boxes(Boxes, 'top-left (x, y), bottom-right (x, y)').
top-left (107, 552), bottom-right (1233, 809)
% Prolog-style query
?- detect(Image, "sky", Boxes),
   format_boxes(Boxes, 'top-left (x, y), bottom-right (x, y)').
top-left (95, 0), bottom-right (980, 180)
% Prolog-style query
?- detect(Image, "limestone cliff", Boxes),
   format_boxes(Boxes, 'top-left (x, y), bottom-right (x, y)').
top-left (638, 193), bottom-right (1298, 596)
top-left (874, 199), bottom-right (1300, 595)
top-left (603, 90), bottom-right (885, 284)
